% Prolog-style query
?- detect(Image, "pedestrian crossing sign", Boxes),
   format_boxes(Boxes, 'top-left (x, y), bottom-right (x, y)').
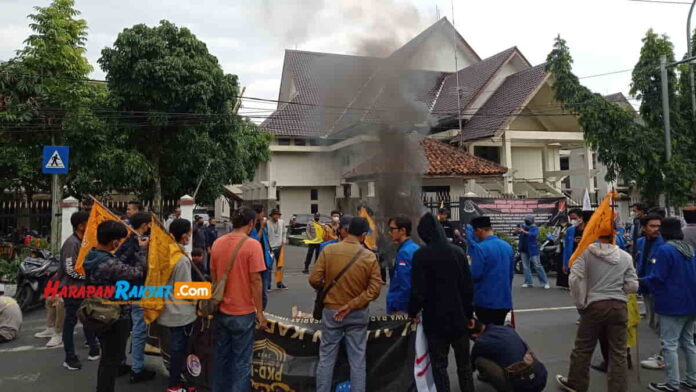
top-left (42, 146), bottom-right (70, 174)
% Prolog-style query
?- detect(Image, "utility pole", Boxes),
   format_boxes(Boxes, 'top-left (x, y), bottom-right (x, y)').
top-left (660, 55), bottom-right (673, 162)
top-left (689, 0), bottom-right (696, 119)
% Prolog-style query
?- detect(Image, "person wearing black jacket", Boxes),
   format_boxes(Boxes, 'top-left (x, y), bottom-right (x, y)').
top-left (409, 213), bottom-right (475, 392)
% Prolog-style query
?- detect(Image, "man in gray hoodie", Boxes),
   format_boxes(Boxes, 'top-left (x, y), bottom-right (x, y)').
top-left (556, 230), bottom-right (639, 392)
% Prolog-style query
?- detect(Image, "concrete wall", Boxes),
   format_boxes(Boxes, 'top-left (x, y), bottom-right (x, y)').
top-left (270, 151), bottom-right (342, 187)
top-left (422, 177), bottom-right (467, 198)
top-left (511, 147), bottom-right (543, 182)
top-left (277, 186), bottom-right (336, 216)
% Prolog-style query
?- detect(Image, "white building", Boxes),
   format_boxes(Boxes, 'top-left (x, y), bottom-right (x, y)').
top-left (239, 18), bottom-right (627, 217)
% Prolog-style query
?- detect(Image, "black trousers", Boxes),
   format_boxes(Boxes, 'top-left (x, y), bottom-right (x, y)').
top-left (556, 253), bottom-right (569, 288)
top-left (304, 244), bottom-right (320, 270)
top-left (475, 306), bottom-right (509, 326)
top-left (97, 318), bottom-right (130, 392)
top-left (428, 333), bottom-right (475, 392)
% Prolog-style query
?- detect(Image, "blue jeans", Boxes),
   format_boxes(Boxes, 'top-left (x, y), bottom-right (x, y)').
top-left (521, 252), bottom-right (548, 286)
top-left (316, 308), bottom-right (368, 392)
top-left (168, 323), bottom-right (193, 388)
top-left (130, 304), bottom-right (147, 373)
top-left (261, 269), bottom-right (271, 310)
top-left (63, 297), bottom-right (99, 359)
top-left (213, 312), bottom-right (256, 392)
top-left (659, 314), bottom-right (696, 387)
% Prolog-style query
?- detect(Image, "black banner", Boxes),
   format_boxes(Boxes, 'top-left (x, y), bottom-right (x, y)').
top-left (150, 314), bottom-right (418, 392)
top-left (459, 197), bottom-right (566, 235)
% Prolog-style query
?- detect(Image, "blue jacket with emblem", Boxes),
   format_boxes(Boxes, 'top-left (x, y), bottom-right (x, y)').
top-left (522, 225), bottom-right (539, 256)
top-left (470, 235), bottom-right (514, 309)
top-left (635, 236), bottom-right (665, 294)
top-left (640, 241), bottom-right (696, 316)
top-left (386, 238), bottom-right (420, 314)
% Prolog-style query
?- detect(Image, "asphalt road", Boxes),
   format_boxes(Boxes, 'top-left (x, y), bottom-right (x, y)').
top-left (0, 245), bottom-right (674, 391)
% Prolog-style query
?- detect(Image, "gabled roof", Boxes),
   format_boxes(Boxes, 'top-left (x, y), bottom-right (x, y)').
top-left (344, 137), bottom-right (507, 180)
top-left (604, 92), bottom-right (633, 108)
top-left (461, 63), bottom-right (548, 142)
top-left (430, 47), bottom-right (520, 117)
top-left (388, 17), bottom-right (480, 63)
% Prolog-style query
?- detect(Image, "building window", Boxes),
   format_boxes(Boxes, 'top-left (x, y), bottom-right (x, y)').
top-left (310, 189), bottom-right (318, 201)
top-left (309, 139), bottom-right (319, 146)
top-left (294, 138), bottom-right (306, 146)
top-left (310, 204), bottom-right (319, 214)
top-left (278, 138), bottom-right (291, 145)
top-left (560, 157), bottom-right (570, 189)
top-left (474, 146), bottom-right (500, 164)
top-left (276, 189), bottom-right (280, 201)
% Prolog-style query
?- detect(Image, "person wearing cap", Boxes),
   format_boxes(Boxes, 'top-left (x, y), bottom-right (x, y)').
top-left (516, 214), bottom-right (550, 289)
top-left (309, 217), bottom-right (382, 392)
top-left (469, 216), bottom-right (514, 326)
top-left (303, 212), bottom-right (324, 274)
top-left (0, 283), bottom-right (22, 344)
top-left (469, 319), bottom-right (547, 392)
top-left (267, 208), bottom-right (287, 289)
top-left (556, 221), bottom-right (638, 392)
top-left (386, 215), bottom-right (420, 315)
top-left (319, 215), bottom-right (353, 253)
top-left (639, 218), bottom-right (696, 392)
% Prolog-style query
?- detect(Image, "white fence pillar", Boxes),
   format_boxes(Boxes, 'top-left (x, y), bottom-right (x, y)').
top-left (179, 195), bottom-right (195, 253)
top-left (60, 196), bottom-right (80, 246)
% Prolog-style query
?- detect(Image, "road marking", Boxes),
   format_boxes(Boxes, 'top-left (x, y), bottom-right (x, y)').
top-left (516, 302), bottom-right (644, 313)
top-left (0, 345), bottom-right (62, 353)
top-left (0, 372), bottom-right (41, 383)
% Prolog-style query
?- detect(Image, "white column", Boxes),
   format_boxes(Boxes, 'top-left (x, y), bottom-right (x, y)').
top-left (502, 133), bottom-right (513, 194)
top-left (583, 144), bottom-right (595, 195)
top-left (179, 194), bottom-right (195, 253)
top-left (60, 196), bottom-right (79, 246)
top-left (367, 182), bottom-right (376, 198)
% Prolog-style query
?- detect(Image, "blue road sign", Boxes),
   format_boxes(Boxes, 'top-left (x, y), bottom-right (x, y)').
top-left (42, 146), bottom-right (70, 174)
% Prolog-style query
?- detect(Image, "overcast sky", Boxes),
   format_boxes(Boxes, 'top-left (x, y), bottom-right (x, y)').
top-left (0, 0), bottom-right (689, 119)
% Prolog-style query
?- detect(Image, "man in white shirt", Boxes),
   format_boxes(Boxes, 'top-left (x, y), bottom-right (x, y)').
top-left (267, 209), bottom-right (287, 289)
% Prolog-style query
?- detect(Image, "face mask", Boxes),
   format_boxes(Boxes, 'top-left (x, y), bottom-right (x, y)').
top-left (570, 219), bottom-right (579, 226)
top-left (332, 217), bottom-right (340, 223)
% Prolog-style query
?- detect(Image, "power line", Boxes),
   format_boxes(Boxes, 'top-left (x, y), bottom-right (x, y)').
top-left (629, 0), bottom-right (692, 5)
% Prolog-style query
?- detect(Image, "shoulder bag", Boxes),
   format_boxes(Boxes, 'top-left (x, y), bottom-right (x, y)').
top-left (313, 248), bottom-right (364, 320)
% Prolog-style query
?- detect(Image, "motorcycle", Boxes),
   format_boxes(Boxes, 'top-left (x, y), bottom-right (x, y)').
top-left (15, 248), bottom-right (60, 311)
top-left (514, 234), bottom-right (558, 275)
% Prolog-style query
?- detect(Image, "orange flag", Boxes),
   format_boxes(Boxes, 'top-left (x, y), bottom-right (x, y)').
top-left (568, 191), bottom-right (618, 268)
top-left (75, 199), bottom-right (126, 275)
top-left (275, 244), bottom-right (285, 284)
top-left (142, 218), bottom-right (182, 324)
top-left (359, 207), bottom-right (378, 251)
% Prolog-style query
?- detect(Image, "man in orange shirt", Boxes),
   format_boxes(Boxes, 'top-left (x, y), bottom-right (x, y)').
top-left (210, 206), bottom-right (267, 392)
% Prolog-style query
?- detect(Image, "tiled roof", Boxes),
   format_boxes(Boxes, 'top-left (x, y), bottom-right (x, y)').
top-left (260, 50), bottom-right (381, 137)
top-left (431, 47), bottom-right (518, 116)
top-left (344, 137), bottom-right (507, 179)
top-left (461, 63), bottom-right (548, 142)
top-left (604, 92), bottom-right (633, 108)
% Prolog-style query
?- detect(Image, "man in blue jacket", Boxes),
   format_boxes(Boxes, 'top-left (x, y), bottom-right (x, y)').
top-left (469, 216), bottom-right (514, 326)
top-left (640, 218), bottom-right (696, 392)
top-left (251, 205), bottom-right (274, 310)
top-left (635, 214), bottom-right (664, 332)
top-left (517, 215), bottom-right (549, 289)
top-left (563, 209), bottom-right (591, 272)
top-left (386, 215), bottom-right (420, 314)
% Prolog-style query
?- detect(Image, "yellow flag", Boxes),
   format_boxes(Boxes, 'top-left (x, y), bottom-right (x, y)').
top-left (568, 191), bottom-right (617, 268)
top-left (75, 200), bottom-right (125, 275)
top-left (359, 207), bottom-right (378, 251)
top-left (626, 293), bottom-right (640, 348)
top-left (303, 221), bottom-right (325, 244)
top-left (275, 244), bottom-right (285, 283)
top-left (142, 218), bottom-right (183, 324)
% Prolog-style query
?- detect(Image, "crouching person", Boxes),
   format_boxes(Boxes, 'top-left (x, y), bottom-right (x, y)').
top-left (0, 284), bottom-right (22, 343)
top-left (158, 219), bottom-right (198, 392)
top-left (469, 319), bottom-right (547, 392)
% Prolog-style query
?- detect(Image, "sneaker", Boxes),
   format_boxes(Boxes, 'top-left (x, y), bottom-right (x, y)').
top-left (62, 356), bottom-right (82, 371)
top-left (88, 347), bottom-right (101, 361)
top-left (166, 387), bottom-right (186, 392)
top-left (555, 375), bottom-right (577, 392)
top-left (681, 381), bottom-right (696, 391)
top-left (521, 284), bottom-right (531, 288)
top-left (642, 354), bottom-right (666, 370)
top-left (302, 269), bottom-right (309, 274)
top-left (649, 382), bottom-right (678, 392)
top-left (130, 368), bottom-right (156, 384)
top-left (544, 284), bottom-right (551, 289)
top-left (46, 334), bottom-right (63, 347)
top-left (276, 282), bottom-right (288, 289)
top-left (34, 327), bottom-right (55, 338)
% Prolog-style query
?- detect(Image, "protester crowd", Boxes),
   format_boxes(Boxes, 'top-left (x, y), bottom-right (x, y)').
top-left (1, 197), bottom-right (696, 392)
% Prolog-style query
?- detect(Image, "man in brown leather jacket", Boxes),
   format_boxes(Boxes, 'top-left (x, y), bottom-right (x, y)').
top-left (309, 217), bottom-right (382, 392)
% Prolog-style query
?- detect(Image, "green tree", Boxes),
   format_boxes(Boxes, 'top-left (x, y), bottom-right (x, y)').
top-left (546, 34), bottom-right (696, 206)
top-left (0, 0), bottom-right (145, 198)
top-left (98, 20), bottom-right (270, 205)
